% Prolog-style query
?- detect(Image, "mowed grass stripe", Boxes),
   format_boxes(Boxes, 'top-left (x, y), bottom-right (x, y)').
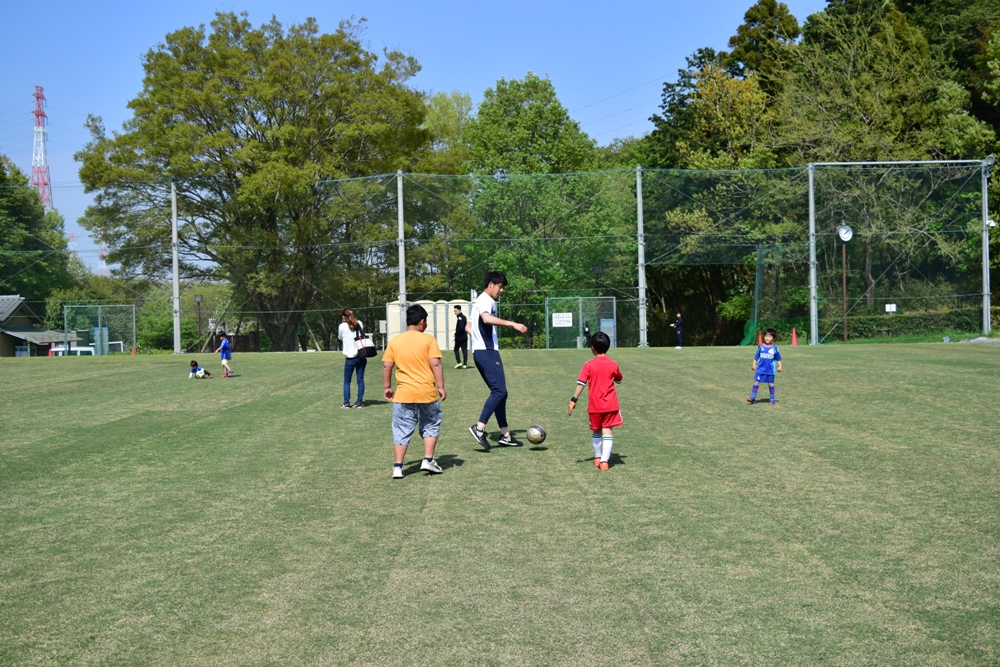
top-left (618, 346), bottom-right (997, 664)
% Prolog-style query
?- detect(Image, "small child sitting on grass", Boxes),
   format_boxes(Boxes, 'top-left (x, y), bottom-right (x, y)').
top-left (188, 360), bottom-right (213, 379)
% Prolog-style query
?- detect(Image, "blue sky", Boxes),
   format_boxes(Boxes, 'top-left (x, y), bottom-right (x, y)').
top-left (0, 0), bottom-right (825, 271)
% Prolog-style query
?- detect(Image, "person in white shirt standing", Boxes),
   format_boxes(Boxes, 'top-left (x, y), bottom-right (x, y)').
top-left (468, 271), bottom-right (528, 450)
top-left (337, 308), bottom-right (368, 408)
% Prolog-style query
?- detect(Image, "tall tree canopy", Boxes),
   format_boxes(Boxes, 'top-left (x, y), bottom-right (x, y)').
top-left (0, 156), bottom-right (72, 304)
top-left (644, 49), bottom-right (722, 169)
top-left (462, 72), bottom-right (596, 175)
top-left (418, 90), bottom-right (473, 175)
top-left (773, 1), bottom-right (995, 162)
top-left (76, 12), bottom-right (429, 350)
top-left (895, 0), bottom-right (1000, 126)
top-left (725, 0), bottom-right (801, 90)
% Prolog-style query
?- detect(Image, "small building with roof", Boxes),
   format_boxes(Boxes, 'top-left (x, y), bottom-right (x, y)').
top-left (0, 295), bottom-right (81, 357)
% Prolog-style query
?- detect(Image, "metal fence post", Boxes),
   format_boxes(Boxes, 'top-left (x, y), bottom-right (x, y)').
top-left (808, 164), bottom-right (818, 345)
top-left (397, 170), bottom-right (406, 333)
top-left (171, 181), bottom-right (181, 354)
top-left (636, 166), bottom-right (648, 347)
top-left (983, 157), bottom-right (994, 335)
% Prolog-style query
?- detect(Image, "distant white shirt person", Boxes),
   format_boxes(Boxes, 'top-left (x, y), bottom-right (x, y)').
top-left (468, 271), bottom-right (528, 450)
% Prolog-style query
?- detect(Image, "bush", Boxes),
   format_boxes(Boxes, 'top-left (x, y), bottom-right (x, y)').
top-left (751, 307), bottom-right (991, 343)
top-left (137, 313), bottom-right (197, 350)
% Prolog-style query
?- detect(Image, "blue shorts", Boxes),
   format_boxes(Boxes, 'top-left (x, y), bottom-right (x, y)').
top-left (391, 402), bottom-right (442, 445)
top-left (755, 373), bottom-right (775, 384)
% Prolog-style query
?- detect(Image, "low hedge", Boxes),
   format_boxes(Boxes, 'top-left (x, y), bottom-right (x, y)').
top-left (752, 306), bottom-right (997, 343)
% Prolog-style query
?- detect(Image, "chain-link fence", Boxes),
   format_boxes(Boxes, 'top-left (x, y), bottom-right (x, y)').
top-left (12, 162), bottom-right (994, 350)
top-left (62, 304), bottom-right (136, 354)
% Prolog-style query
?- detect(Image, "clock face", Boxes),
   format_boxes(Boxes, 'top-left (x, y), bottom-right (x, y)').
top-left (837, 225), bottom-right (853, 242)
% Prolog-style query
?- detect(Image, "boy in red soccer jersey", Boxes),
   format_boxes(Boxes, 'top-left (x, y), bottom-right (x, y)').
top-left (568, 331), bottom-right (623, 471)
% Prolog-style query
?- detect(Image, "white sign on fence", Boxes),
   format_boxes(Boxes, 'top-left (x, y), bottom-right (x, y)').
top-left (885, 304), bottom-right (897, 313)
top-left (552, 313), bottom-right (573, 328)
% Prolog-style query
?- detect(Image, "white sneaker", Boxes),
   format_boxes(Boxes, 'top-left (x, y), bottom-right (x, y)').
top-left (392, 466), bottom-right (404, 479)
top-left (674, 346), bottom-right (682, 349)
top-left (420, 458), bottom-right (443, 474)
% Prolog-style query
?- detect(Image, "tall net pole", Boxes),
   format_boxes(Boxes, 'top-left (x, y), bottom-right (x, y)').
top-left (636, 166), bottom-right (648, 347)
top-left (983, 157), bottom-right (994, 335)
top-left (397, 170), bottom-right (406, 333)
top-left (808, 164), bottom-right (818, 345)
top-left (171, 182), bottom-right (181, 354)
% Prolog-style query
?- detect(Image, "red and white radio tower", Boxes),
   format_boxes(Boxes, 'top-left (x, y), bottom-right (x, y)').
top-left (98, 240), bottom-right (109, 277)
top-left (31, 86), bottom-right (54, 211)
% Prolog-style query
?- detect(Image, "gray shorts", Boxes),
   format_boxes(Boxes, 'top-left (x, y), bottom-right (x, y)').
top-left (392, 401), bottom-right (443, 445)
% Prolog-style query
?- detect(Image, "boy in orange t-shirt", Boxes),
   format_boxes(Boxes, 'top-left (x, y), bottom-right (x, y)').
top-left (568, 331), bottom-right (623, 471)
top-left (382, 304), bottom-right (447, 479)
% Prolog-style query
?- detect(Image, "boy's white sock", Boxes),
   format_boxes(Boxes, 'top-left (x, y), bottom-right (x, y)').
top-left (592, 433), bottom-right (602, 458)
top-left (601, 435), bottom-right (613, 462)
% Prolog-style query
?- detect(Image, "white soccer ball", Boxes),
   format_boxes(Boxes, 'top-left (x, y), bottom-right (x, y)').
top-left (195, 369), bottom-right (206, 379)
top-left (527, 425), bottom-right (547, 445)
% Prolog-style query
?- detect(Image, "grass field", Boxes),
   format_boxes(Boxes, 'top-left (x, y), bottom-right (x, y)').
top-left (1, 344), bottom-right (998, 666)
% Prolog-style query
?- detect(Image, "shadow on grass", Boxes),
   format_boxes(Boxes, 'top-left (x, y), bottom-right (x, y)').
top-left (354, 399), bottom-right (389, 408)
top-left (403, 454), bottom-right (464, 475)
top-left (575, 452), bottom-right (627, 466)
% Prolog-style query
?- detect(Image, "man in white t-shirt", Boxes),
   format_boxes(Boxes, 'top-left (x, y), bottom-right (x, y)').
top-left (468, 271), bottom-right (528, 450)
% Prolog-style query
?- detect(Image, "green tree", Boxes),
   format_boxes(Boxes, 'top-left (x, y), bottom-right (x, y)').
top-left (675, 64), bottom-right (777, 170)
top-left (643, 48), bottom-right (722, 169)
top-left (75, 12), bottom-right (429, 350)
top-left (462, 72), bottom-right (596, 175)
top-left (895, 0), bottom-right (1000, 127)
top-left (774, 2), bottom-right (995, 162)
top-left (418, 91), bottom-right (473, 175)
top-left (724, 0), bottom-right (801, 92)
top-left (0, 156), bottom-right (73, 306)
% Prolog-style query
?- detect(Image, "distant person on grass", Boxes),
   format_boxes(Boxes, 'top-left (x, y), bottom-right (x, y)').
top-left (468, 271), bottom-right (528, 450)
top-left (383, 304), bottom-right (446, 479)
top-left (453, 304), bottom-right (468, 369)
top-left (670, 312), bottom-right (683, 349)
top-left (568, 331), bottom-right (623, 471)
top-left (214, 332), bottom-right (234, 377)
top-left (188, 360), bottom-right (213, 379)
top-left (748, 328), bottom-right (782, 405)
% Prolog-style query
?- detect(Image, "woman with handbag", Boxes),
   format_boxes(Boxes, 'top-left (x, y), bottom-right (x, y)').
top-left (337, 308), bottom-right (372, 408)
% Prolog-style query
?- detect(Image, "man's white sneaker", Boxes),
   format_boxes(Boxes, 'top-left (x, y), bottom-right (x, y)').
top-left (392, 466), bottom-right (404, 479)
top-left (420, 458), bottom-right (443, 474)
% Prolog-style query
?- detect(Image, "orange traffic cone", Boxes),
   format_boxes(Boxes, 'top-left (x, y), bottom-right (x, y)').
top-left (791, 328), bottom-right (798, 346)
top-left (48, 348), bottom-right (53, 357)
top-left (757, 331), bottom-right (762, 345)
top-left (131, 347), bottom-right (136, 356)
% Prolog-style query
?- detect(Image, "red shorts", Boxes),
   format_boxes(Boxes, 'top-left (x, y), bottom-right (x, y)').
top-left (589, 410), bottom-right (623, 432)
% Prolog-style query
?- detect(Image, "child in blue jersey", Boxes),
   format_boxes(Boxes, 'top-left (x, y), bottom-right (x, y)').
top-left (748, 328), bottom-right (782, 404)
top-left (188, 360), bottom-right (213, 379)
top-left (215, 332), bottom-right (234, 378)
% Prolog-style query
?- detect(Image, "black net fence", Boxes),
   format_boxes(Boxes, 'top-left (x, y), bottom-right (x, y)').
top-left (8, 163), bottom-right (995, 351)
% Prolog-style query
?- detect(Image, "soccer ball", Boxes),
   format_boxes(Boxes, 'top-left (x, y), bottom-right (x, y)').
top-left (526, 425), bottom-right (546, 445)
top-left (195, 369), bottom-right (206, 379)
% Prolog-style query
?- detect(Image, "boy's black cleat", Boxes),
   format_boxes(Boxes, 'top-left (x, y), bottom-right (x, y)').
top-left (747, 397), bottom-right (756, 404)
top-left (469, 425), bottom-right (490, 450)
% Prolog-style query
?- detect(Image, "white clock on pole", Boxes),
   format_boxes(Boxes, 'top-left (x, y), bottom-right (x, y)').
top-left (836, 225), bottom-right (853, 242)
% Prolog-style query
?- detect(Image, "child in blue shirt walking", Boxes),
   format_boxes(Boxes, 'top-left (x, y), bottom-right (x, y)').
top-left (215, 332), bottom-right (234, 378)
top-left (748, 328), bottom-right (782, 404)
